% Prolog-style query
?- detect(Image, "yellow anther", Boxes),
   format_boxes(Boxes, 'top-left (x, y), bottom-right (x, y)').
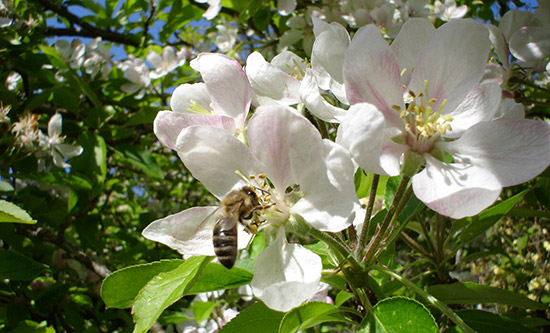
top-left (401, 68), bottom-right (407, 76)
top-left (392, 105), bottom-right (402, 111)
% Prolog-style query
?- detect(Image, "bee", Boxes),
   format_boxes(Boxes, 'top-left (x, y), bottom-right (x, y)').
top-left (212, 186), bottom-right (262, 269)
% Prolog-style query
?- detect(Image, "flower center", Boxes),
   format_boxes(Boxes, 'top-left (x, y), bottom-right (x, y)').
top-left (187, 100), bottom-right (214, 115)
top-left (237, 171), bottom-right (290, 229)
top-left (284, 58), bottom-right (308, 81)
top-left (393, 80), bottom-right (452, 154)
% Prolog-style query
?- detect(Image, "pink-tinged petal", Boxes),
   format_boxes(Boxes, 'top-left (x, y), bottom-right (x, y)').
top-left (439, 119), bottom-right (550, 187)
top-left (344, 25), bottom-right (404, 127)
top-left (171, 83), bottom-right (212, 114)
top-left (245, 52), bottom-right (300, 105)
top-left (277, 0), bottom-right (296, 15)
top-left (311, 21), bottom-right (350, 103)
top-left (154, 111), bottom-right (235, 150)
top-left (190, 53), bottom-right (251, 128)
top-left (509, 26), bottom-right (550, 62)
top-left (176, 126), bottom-right (260, 198)
top-left (251, 227), bottom-right (321, 312)
top-left (248, 105), bottom-right (321, 191)
top-left (413, 155), bottom-right (502, 219)
top-left (391, 18), bottom-right (435, 86)
top-left (336, 103), bottom-right (403, 176)
top-left (408, 19), bottom-right (490, 114)
top-left (445, 82), bottom-right (501, 138)
top-left (142, 206), bottom-right (218, 256)
top-left (486, 24), bottom-right (510, 69)
top-left (300, 70), bottom-right (347, 123)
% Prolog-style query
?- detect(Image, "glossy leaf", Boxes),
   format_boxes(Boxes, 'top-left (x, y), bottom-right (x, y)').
top-left (279, 302), bottom-right (356, 333)
top-left (219, 301), bottom-right (284, 333)
top-left (0, 200), bottom-right (36, 224)
top-left (100, 259), bottom-right (183, 309)
top-left (427, 282), bottom-right (546, 310)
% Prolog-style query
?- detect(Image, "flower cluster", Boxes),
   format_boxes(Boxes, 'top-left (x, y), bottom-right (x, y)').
top-left (144, 17), bottom-right (550, 312)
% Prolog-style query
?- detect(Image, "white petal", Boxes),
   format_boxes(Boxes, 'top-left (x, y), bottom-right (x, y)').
top-left (300, 70), bottom-right (347, 123)
top-left (245, 52), bottom-right (300, 105)
top-left (251, 228), bottom-right (321, 312)
top-left (336, 103), bottom-right (403, 176)
top-left (439, 119), bottom-right (550, 187)
top-left (202, 0), bottom-right (221, 20)
top-left (446, 82), bottom-right (501, 138)
top-left (146, 50), bottom-right (163, 69)
top-left (154, 111), bottom-right (235, 150)
top-left (408, 19), bottom-right (490, 115)
top-left (52, 150), bottom-right (70, 168)
top-left (498, 9), bottom-right (536, 41)
top-left (170, 83), bottom-right (212, 114)
top-left (277, 0), bottom-right (296, 16)
top-left (344, 24), bottom-right (404, 128)
top-left (48, 113), bottom-right (63, 137)
top-left (486, 24), bottom-right (510, 69)
top-left (176, 125), bottom-right (260, 198)
top-left (509, 26), bottom-right (550, 62)
top-left (391, 18), bottom-right (435, 86)
top-left (311, 22), bottom-right (350, 102)
top-left (247, 105), bottom-right (319, 191)
top-left (142, 207), bottom-right (218, 256)
top-left (55, 143), bottom-right (83, 159)
top-left (190, 53), bottom-right (251, 128)
top-left (412, 155), bottom-right (502, 219)
top-left (494, 98), bottom-right (524, 120)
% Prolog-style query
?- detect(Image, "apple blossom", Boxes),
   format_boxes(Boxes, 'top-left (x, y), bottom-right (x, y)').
top-left (143, 105), bottom-right (358, 311)
top-left (147, 46), bottom-right (187, 79)
top-left (245, 50), bottom-right (306, 106)
top-left (336, 18), bottom-right (550, 219)
top-left (119, 56), bottom-right (151, 99)
top-left (38, 113), bottom-right (83, 168)
top-left (154, 53), bottom-right (251, 151)
top-left (431, 0), bottom-right (467, 22)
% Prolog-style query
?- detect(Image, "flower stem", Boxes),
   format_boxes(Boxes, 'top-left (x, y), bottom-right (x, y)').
top-left (362, 175), bottom-right (411, 264)
top-left (355, 174), bottom-right (380, 259)
top-left (372, 265), bottom-right (475, 333)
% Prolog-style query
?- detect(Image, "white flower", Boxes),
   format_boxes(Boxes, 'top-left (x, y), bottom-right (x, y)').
top-left (54, 39), bottom-right (85, 69)
top-left (146, 46), bottom-right (186, 79)
top-left (337, 18), bottom-right (550, 219)
top-left (6, 71), bottom-right (20, 91)
top-left (38, 113), bottom-right (83, 168)
top-left (83, 37), bottom-right (113, 79)
top-left (245, 50), bottom-right (306, 106)
top-left (431, 0), bottom-right (468, 21)
top-left (195, 0), bottom-right (221, 20)
top-left (144, 105), bottom-right (358, 311)
top-left (215, 22), bottom-right (238, 53)
top-left (154, 53), bottom-right (251, 150)
top-left (12, 112), bottom-right (39, 148)
top-left (119, 56), bottom-right (151, 99)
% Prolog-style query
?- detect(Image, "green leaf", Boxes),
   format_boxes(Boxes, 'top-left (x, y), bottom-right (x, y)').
top-left (458, 190), bottom-right (527, 246)
top-left (187, 263), bottom-right (253, 294)
top-left (0, 250), bottom-right (47, 281)
top-left (101, 259), bottom-right (184, 309)
top-left (132, 256), bottom-right (212, 333)
top-left (0, 200), bottom-right (36, 224)
top-left (361, 296), bottom-right (438, 333)
top-left (114, 144), bottom-right (164, 179)
top-left (71, 133), bottom-right (107, 188)
top-left (13, 319), bottom-right (56, 333)
top-left (279, 302), bottom-right (356, 333)
top-left (427, 282), bottom-right (546, 310)
top-left (0, 180), bottom-right (14, 192)
top-left (450, 310), bottom-right (538, 333)
top-left (220, 302), bottom-right (284, 333)
top-left (191, 301), bottom-right (218, 323)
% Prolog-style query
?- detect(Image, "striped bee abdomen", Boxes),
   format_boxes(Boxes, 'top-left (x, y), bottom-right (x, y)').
top-left (212, 217), bottom-right (238, 269)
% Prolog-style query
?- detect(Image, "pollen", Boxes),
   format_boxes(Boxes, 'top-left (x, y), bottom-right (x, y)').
top-left (187, 100), bottom-right (213, 115)
top-left (395, 80), bottom-right (453, 153)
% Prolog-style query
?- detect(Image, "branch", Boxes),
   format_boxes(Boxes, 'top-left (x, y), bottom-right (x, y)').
top-left (37, 0), bottom-right (140, 47)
